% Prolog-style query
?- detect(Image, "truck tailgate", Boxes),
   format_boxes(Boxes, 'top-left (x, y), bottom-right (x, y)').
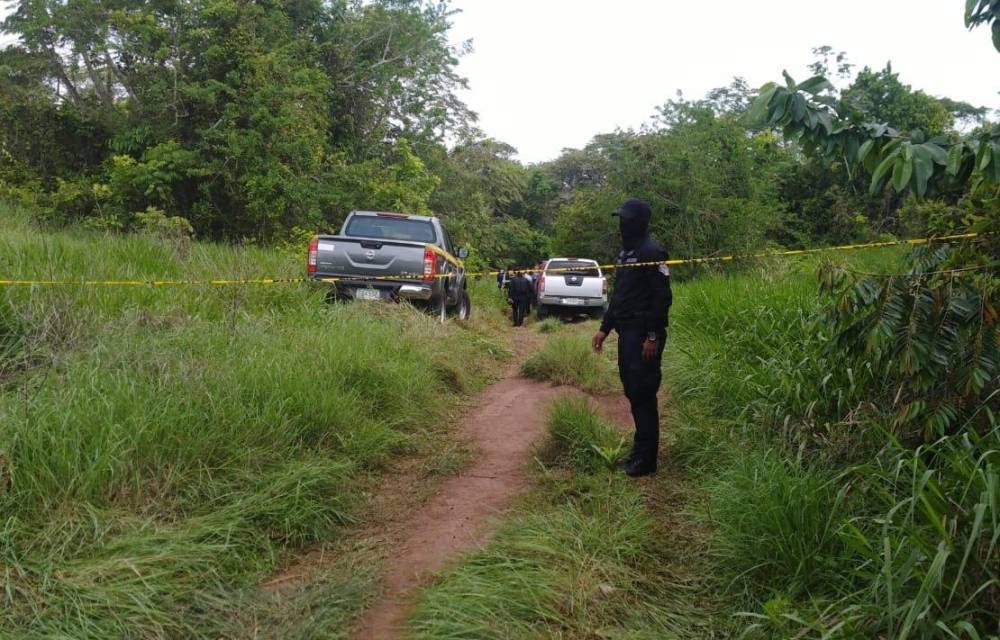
top-left (313, 235), bottom-right (426, 279)
top-left (544, 274), bottom-right (603, 298)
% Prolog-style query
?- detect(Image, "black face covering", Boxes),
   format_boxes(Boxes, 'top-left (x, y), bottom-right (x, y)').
top-left (618, 208), bottom-right (650, 251)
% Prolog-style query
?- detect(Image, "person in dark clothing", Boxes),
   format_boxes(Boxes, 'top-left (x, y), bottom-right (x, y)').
top-left (502, 265), bottom-right (514, 294)
top-left (592, 198), bottom-right (672, 477)
top-left (507, 271), bottom-right (533, 327)
top-left (497, 267), bottom-right (510, 292)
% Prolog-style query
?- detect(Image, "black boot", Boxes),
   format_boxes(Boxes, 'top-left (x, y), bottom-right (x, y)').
top-left (615, 450), bottom-right (636, 470)
top-left (623, 458), bottom-right (656, 478)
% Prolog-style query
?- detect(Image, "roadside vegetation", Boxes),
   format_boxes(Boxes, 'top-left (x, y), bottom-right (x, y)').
top-left (1, 2), bottom-right (998, 638)
top-left (420, 247), bottom-right (998, 639)
top-left (410, 397), bottom-right (719, 639)
top-left (668, 252), bottom-right (999, 638)
top-left (0, 202), bottom-right (509, 637)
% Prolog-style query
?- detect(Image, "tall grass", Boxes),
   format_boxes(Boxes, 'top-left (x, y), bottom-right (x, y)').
top-left (667, 251), bottom-right (1000, 638)
top-left (0, 202), bottom-right (508, 637)
top-left (541, 396), bottom-right (628, 472)
top-left (409, 399), bottom-right (708, 639)
top-left (521, 331), bottom-right (619, 394)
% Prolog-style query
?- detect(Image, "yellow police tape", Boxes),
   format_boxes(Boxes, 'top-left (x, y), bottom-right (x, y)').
top-left (0, 232), bottom-right (983, 287)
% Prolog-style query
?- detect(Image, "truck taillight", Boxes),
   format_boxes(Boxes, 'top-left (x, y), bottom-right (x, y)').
top-left (602, 278), bottom-right (608, 295)
top-left (539, 275), bottom-right (546, 294)
top-left (423, 247), bottom-right (437, 282)
top-left (307, 237), bottom-right (318, 274)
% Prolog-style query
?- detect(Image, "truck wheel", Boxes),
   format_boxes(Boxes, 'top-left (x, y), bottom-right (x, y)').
top-left (438, 292), bottom-right (448, 324)
top-left (537, 304), bottom-right (549, 320)
top-left (451, 289), bottom-right (471, 321)
top-left (589, 307), bottom-right (605, 321)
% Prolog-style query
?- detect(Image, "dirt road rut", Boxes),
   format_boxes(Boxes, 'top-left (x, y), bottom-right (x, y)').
top-left (353, 367), bottom-right (573, 638)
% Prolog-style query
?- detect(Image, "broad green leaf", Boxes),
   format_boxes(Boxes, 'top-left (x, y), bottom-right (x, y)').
top-left (993, 143), bottom-right (1000, 183)
top-left (923, 143), bottom-right (948, 165)
top-left (771, 94), bottom-right (790, 124)
top-left (795, 75), bottom-right (834, 94)
top-left (747, 84), bottom-right (778, 124)
top-left (871, 150), bottom-right (898, 194)
top-left (978, 143), bottom-right (993, 171)
top-left (965, 0), bottom-right (977, 19)
top-left (816, 112), bottom-right (833, 135)
top-left (892, 153), bottom-right (913, 192)
top-left (845, 135), bottom-right (860, 164)
top-left (947, 144), bottom-right (965, 176)
top-left (791, 94), bottom-right (807, 121)
top-left (782, 70), bottom-right (796, 89)
top-left (993, 20), bottom-right (1000, 52)
top-left (858, 139), bottom-right (875, 164)
top-left (912, 150), bottom-right (933, 198)
top-left (965, 0), bottom-right (979, 26)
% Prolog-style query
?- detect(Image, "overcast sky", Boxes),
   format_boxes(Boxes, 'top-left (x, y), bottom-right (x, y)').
top-left (448, 0), bottom-right (1000, 162)
top-left (2, 1), bottom-right (997, 164)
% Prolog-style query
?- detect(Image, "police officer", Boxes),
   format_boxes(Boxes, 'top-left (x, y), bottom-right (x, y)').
top-left (507, 270), bottom-right (532, 327)
top-left (592, 198), bottom-right (672, 477)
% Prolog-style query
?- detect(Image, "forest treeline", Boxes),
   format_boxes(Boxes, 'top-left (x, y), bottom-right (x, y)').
top-left (1, 0), bottom-right (997, 269)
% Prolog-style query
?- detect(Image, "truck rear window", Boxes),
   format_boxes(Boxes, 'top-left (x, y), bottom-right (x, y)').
top-left (345, 216), bottom-right (436, 243)
top-left (545, 260), bottom-right (600, 277)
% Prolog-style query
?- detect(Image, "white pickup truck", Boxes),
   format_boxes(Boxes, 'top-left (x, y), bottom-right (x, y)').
top-left (536, 258), bottom-right (608, 320)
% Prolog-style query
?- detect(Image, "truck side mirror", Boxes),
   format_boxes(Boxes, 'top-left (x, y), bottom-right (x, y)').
top-left (457, 247), bottom-right (470, 259)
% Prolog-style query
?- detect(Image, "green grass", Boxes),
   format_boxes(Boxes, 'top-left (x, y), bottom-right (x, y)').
top-left (665, 251), bottom-right (1000, 639)
top-left (521, 330), bottom-right (619, 394)
top-left (540, 396), bottom-right (628, 472)
top-left (0, 201), bottom-right (509, 637)
top-left (535, 317), bottom-right (562, 333)
top-left (409, 399), bottom-right (713, 639)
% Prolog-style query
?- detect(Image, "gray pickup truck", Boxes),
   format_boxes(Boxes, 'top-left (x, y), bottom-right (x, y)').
top-left (307, 211), bottom-right (471, 321)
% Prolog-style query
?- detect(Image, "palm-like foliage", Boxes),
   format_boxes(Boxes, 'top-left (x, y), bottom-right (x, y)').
top-left (821, 242), bottom-right (999, 440)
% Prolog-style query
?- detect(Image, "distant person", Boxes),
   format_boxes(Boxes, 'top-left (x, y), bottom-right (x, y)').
top-left (502, 265), bottom-right (516, 295)
top-left (592, 198), bottom-right (672, 478)
top-left (522, 270), bottom-right (535, 312)
top-left (507, 270), bottom-right (532, 327)
top-left (496, 267), bottom-right (508, 292)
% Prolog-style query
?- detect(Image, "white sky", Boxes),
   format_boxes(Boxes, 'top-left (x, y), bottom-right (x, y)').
top-left (449, 0), bottom-right (1000, 162)
top-left (2, 1), bottom-right (997, 164)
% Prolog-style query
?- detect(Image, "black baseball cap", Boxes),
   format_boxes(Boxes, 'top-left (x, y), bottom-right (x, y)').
top-left (611, 198), bottom-right (651, 218)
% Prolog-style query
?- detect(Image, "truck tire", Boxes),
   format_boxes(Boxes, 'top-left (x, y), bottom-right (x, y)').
top-left (438, 291), bottom-right (448, 324)
top-left (450, 289), bottom-right (471, 321)
top-left (589, 306), bottom-right (605, 321)
top-left (536, 304), bottom-right (549, 320)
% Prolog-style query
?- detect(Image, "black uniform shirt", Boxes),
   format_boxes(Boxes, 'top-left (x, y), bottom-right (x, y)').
top-left (508, 274), bottom-right (532, 300)
top-left (599, 237), bottom-right (673, 335)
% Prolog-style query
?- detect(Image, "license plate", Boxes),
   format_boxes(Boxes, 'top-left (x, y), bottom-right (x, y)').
top-left (355, 288), bottom-right (381, 301)
top-left (562, 298), bottom-right (584, 306)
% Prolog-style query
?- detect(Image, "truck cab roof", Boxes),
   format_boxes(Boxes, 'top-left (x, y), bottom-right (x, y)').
top-left (349, 210), bottom-right (438, 223)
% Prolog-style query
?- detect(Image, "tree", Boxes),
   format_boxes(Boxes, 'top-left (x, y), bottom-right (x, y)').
top-left (843, 65), bottom-right (952, 136)
top-left (0, 0), bottom-right (475, 241)
top-left (747, 5), bottom-right (1000, 439)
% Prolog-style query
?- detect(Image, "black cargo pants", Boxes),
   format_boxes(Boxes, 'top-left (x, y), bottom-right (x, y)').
top-left (617, 326), bottom-right (666, 464)
top-left (511, 296), bottom-right (529, 326)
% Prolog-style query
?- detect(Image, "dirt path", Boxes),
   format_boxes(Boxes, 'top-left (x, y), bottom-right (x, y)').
top-left (349, 332), bottom-right (578, 639)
